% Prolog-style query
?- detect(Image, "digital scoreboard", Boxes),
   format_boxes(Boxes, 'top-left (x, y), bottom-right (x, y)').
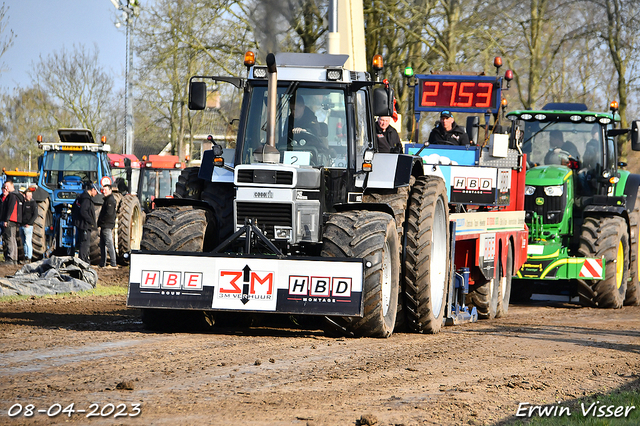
top-left (414, 74), bottom-right (503, 114)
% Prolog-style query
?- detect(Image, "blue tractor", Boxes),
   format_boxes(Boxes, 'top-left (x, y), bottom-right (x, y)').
top-left (32, 129), bottom-right (143, 264)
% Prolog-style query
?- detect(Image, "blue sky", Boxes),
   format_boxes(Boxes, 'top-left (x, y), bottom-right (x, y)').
top-left (1, 0), bottom-right (129, 92)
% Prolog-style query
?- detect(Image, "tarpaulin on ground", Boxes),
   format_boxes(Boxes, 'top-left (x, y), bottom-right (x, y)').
top-left (0, 256), bottom-right (97, 297)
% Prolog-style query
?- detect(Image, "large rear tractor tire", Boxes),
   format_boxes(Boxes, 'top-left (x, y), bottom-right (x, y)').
top-left (322, 211), bottom-right (400, 338)
top-left (496, 240), bottom-right (513, 318)
top-left (626, 192), bottom-right (640, 305)
top-left (116, 194), bottom-right (143, 264)
top-left (139, 205), bottom-right (213, 331)
top-left (577, 216), bottom-right (629, 308)
top-left (174, 167), bottom-right (204, 199)
top-left (32, 199), bottom-right (54, 260)
top-left (404, 176), bottom-right (449, 334)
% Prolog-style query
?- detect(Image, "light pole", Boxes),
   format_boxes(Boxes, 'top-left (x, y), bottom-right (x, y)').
top-left (110, 0), bottom-right (139, 155)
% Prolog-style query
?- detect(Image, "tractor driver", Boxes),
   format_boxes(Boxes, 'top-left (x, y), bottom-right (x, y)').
top-left (291, 95), bottom-right (320, 137)
top-left (545, 130), bottom-right (579, 164)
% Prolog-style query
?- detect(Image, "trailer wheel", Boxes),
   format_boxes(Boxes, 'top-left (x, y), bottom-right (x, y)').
top-left (32, 199), bottom-right (54, 260)
top-left (322, 211), bottom-right (400, 338)
top-left (174, 167), bottom-right (204, 199)
top-left (404, 175), bottom-right (449, 334)
top-left (201, 181), bottom-right (235, 244)
top-left (116, 194), bottom-right (143, 264)
top-left (626, 192), bottom-right (640, 305)
top-left (467, 276), bottom-right (499, 319)
top-left (496, 240), bottom-right (513, 318)
top-left (577, 216), bottom-right (628, 308)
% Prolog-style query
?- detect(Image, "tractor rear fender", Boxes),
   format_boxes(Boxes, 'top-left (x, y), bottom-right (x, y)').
top-left (357, 154), bottom-right (421, 190)
top-left (622, 172), bottom-right (640, 213)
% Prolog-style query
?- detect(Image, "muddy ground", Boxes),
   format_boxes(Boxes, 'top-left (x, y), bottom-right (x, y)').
top-left (0, 262), bottom-right (638, 426)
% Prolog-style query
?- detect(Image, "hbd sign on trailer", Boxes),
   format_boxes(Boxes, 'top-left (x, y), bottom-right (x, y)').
top-left (128, 253), bottom-right (365, 316)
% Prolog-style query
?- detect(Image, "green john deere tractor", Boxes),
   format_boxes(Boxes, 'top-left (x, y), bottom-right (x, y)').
top-left (508, 102), bottom-right (640, 308)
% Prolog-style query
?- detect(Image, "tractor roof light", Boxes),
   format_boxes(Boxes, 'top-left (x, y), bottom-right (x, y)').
top-left (244, 51), bottom-right (256, 67)
top-left (372, 54), bottom-right (384, 72)
top-left (584, 116), bottom-right (596, 122)
top-left (569, 115), bottom-right (582, 122)
top-left (37, 135), bottom-right (43, 143)
top-left (599, 117), bottom-right (612, 124)
top-left (520, 113), bottom-right (533, 120)
top-left (534, 114), bottom-right (547, 120)
top-left (326, 68), bottom-right (342, 81)
top-left (501, 98), bottom-right (508, 108)
top-left (253, 66), bottom-right (267, 78)
top-left (101, 135), bottom-right (107, 143)
top-left (494, 56), bottom-right (503, 68)
top-left (404, 66), bottom-right (414, 77)
top-left (504, 69), bottom-right (513, 81)
top-left (610, 100), bottom-right (619, 112)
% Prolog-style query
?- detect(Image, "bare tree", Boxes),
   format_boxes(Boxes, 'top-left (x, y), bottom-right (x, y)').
top-left (0, 2), bottom-right (15, 75)
top-left (30, 44), bottom-right (116, 137)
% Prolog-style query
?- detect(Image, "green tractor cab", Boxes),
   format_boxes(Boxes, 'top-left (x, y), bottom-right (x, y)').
top-left (508, 102), bottom-right (640, 308)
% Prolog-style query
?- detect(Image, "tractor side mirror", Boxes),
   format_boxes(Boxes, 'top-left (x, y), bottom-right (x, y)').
top-left (631, 120), bottom-right (640, 152)
top-left (373, 87), bottom-right (394, 117)
top-left (189, 81), bottom-right (207, 110)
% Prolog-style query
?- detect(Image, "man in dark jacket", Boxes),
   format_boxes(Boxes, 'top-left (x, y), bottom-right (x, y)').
top-left (0, 183), bottom-right (7, 260)
top-left (97, 184), bottom-right (117, 268)
top-left (75, 182), bottom-right (98, 264)
top-left (376, 116), bottom-right (403, 153)
top-left (427, 110), bottom-right (470, 145)
top-left (1, 180), bottom-right (24, 265)
top-left (20, 186), bottom-right (38, 263)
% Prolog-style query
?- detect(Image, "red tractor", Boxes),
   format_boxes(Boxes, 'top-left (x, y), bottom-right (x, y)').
top-left (137, 154), bottom-right (184, 213)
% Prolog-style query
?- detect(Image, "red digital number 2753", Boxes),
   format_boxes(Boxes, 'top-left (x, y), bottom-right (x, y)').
top-left (421, 81), bottom-right (493, 108)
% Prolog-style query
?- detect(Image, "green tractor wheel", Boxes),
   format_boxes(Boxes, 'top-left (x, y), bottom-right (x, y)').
top-left (577, 216), bottom-right (629, 308)
top-left (626, 191), bottom-right (640, 305)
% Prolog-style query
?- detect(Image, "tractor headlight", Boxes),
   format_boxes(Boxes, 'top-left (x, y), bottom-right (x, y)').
top-left (544, 185), bottom-right (564, 197)
top-left (525, 185), bottom-right (536, 196)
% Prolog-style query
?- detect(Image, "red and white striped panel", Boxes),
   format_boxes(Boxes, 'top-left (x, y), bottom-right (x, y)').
top-left (579, 258), bottom-right (603, 279)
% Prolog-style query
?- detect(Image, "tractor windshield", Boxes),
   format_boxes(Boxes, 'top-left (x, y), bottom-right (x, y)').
top-left (521, 121), bottom-right (603, 172)
top-left (41, 151), bottom-right (99, 189)
top-left (241, 85), bottom-right (348, 168)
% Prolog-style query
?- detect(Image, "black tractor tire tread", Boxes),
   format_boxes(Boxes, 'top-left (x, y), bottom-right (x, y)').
top-left (141, 206), bottom-right (208, 252)
top-left (174, 167), bottom-right (204, 199)
top-left (322, 210), bottom-right (399, 338)
top-left (201, 181), bottom-right (235, 244)
top-left (577, 216), bottom-right (628, 308)
top-left (363, 184), bottom-right (411, 242)
top-left (404, 175), bottom-right (449, 334)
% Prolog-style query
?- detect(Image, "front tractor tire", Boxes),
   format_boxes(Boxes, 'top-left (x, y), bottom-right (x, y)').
top-left (139, 205), bottom-right (214, 331)
top-left (577, 216), bottom-right (629, 308)
top-left (404, 175), bottom-right (450, 334)
top-left (322, 211), bottom-right (400, 338)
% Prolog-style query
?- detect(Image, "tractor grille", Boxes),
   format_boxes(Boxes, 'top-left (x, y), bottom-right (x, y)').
top-left (524, 185), bottom-right (566, 224)
top-left (236, 202), bottom-right (292, 238)
top-left (237, 169), bottom-right (294, 185)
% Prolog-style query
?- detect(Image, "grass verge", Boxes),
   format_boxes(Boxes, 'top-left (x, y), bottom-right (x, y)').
top-left (0, 284), bottom-right (127, 303)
